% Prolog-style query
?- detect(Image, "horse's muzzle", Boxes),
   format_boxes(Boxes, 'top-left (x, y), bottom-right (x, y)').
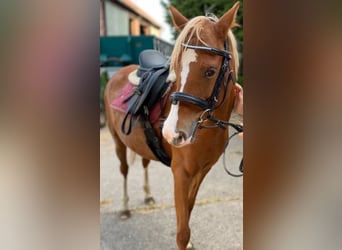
top-left (171, 131), bottom-right (188, 147)
top-left (162, 128), bottom-right (191, 148)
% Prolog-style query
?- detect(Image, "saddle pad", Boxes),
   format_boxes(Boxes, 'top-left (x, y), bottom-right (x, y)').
top-left (110, 82), bottom-right (166, 124)
top-left (128, 69), bottom-right (139, 85)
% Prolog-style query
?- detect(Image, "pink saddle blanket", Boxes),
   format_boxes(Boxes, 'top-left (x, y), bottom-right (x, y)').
top-left (110, 82), bottom-right (166, 124)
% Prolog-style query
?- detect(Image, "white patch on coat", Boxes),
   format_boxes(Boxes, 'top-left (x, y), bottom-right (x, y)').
top-left (180, 49), bottom-right (197, 91)
top-left (162, 49), bottom-right (197, 144)
top-left (162, 103), bottom-right (180, 144)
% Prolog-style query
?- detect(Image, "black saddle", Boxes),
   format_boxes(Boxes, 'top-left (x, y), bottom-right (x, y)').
top-left (123, 50), bottom-right (170, 117)
top-left (137, 50), bottom-right (168, 77)
top-left (121, 50), bottom-right (171, 166)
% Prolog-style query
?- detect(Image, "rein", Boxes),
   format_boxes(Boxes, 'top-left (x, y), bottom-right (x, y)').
top-left (170, 40), bottom-right (235, 131)
top-left (224, 123), bottom-right (243, 177)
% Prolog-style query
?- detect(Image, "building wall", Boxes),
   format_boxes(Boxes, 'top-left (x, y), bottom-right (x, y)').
top-left (104, 1), bottom-right (129, 35)
top-left (130, 18), bottom-right (140, 35)
top-left (149, 26), bottom-right (161, 37)
top-left (103, 0), bottom-right (161, 37)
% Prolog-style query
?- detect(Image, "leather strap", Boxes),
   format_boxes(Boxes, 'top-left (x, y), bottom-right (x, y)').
top-left (140, 111), bottom-right (171, 166)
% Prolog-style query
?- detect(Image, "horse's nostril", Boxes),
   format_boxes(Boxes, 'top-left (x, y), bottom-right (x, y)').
top-left (177, 131), bottom-right (187, 141)
top-left (171, 131), bottom-right (187, 146)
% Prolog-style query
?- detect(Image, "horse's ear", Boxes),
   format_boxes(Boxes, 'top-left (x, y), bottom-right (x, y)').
top-left (168, 5), bottom-right (188, 31)
top-left (216, 2), bottom-right (240, 37)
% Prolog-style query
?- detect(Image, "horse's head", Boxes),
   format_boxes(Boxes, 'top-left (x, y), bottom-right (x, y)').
top-left (162, 3), bottom-right (240, 147)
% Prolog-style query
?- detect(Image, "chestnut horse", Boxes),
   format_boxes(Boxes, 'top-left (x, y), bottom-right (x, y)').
top-left (104, 3), bottom-right (240, 249)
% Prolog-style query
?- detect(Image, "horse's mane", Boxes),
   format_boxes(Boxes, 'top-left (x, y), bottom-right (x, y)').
top-left (170, 15), bottom-right (239, 79)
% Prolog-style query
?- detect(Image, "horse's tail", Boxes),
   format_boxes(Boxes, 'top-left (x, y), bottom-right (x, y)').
top-left (127, 148), bottom-right (136, 166)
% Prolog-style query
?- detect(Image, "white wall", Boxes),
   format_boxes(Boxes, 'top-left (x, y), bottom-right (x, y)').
top-left (104, 1), bottom-right (129, 36)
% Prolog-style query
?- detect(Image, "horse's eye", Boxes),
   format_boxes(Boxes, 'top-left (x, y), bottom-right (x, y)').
top-left (204, 68), bottom-right (216, 78)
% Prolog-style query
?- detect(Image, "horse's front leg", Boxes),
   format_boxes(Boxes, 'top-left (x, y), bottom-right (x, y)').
top-left (188, 167), bottom-right (211, 215)
top-left (172, 166), bottom-right (191, 250)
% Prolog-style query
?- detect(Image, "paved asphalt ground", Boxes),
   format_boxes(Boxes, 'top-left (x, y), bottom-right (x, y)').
top-left (100, 113), bottom-right (243, 250)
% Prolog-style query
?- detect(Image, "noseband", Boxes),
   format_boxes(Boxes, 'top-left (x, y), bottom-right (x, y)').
top-left (170, 40), bottom-right (236, 131)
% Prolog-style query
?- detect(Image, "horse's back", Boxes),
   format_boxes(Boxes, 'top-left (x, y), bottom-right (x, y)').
top-left (104, 65), bottom-right (138, 103)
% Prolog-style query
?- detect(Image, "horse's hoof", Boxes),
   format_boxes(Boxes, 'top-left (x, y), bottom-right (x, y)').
top-left (119, 210), bottom-right (131, 220)
top-left (144, 197), bottom-right (155, 205)
top-left (186, 240), bottom-right (194, 249)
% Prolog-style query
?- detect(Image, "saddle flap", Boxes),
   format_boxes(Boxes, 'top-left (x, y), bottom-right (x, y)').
top-left (126, 66), bottom-right (169, 115)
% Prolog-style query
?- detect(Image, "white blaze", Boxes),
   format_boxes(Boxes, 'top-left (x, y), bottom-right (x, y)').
top-left (180, 49), bottom-right (197, 91)
top-left (162, 49), bottom-right (197, 144)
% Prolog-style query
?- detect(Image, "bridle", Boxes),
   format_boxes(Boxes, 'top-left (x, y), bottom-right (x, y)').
top-left (169, 40), bottom-right (243, 177)
top-left (170, 39), bottom-right (236, 133)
